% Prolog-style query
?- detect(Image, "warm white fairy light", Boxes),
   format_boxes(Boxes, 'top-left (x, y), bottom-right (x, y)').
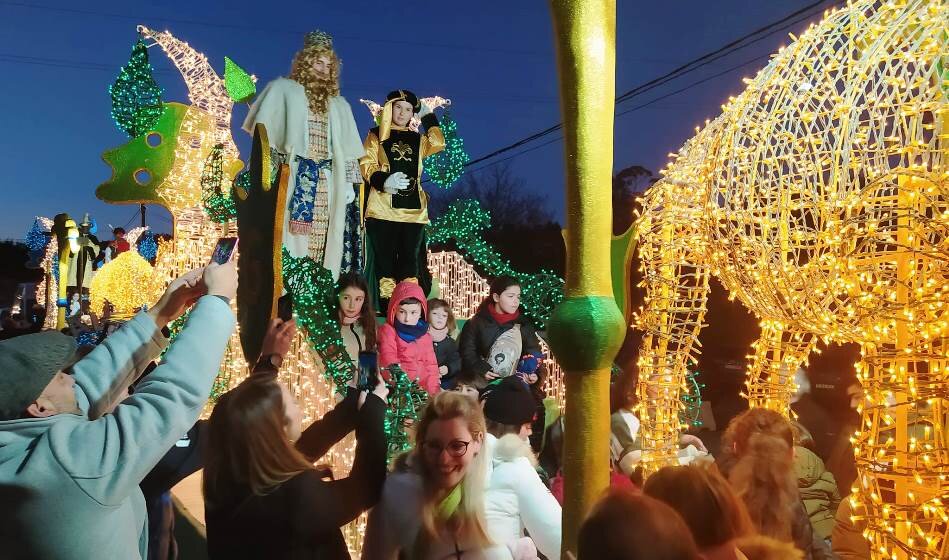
top-left (427, 250), bottom-right (489, 319)
top-left (635, 0), bottom-right (948, 556)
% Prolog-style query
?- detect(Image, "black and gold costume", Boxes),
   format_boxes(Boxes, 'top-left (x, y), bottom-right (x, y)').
top-left (360, 90), bottom-right (445, 307)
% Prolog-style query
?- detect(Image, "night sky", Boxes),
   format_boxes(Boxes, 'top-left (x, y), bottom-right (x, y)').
top-left (0, 0), bottom-right (837, 240)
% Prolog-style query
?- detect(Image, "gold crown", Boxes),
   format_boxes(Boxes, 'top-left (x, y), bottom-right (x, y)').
top-left (304, 30), bottom-right (333, 50)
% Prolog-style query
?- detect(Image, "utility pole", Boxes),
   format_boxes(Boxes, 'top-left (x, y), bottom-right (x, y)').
top-left (140, 204), bottom-right (146, 227)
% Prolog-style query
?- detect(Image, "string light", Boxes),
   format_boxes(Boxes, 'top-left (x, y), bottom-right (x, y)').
top-left (423, 111), bottom-right (469, 189)
top-left (201, 144), bottom-right (237, 223)
top-left (635, 1), bottom-right (948, 556)
top-left (137, 230), bottom-right (158, 261)
top-left (427, 199), bottom-right (564, 328)
top-left (89, 251), bottom-right (160, 318)
top-left (427, 250), bottom-right (490, 319)
top-left (109, 38), bottom-right (163, 138)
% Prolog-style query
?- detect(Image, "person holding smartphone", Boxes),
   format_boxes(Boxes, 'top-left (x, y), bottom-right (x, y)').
top-left (203, 346), bottom-right (388, 559)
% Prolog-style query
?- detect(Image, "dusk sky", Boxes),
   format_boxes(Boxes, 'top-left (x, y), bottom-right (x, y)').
top-left (0, 0), bottom-right (838, 240)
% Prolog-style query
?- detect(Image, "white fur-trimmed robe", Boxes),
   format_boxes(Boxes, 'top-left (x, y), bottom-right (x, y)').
top-left (242, 77), bottom-right (364, 280)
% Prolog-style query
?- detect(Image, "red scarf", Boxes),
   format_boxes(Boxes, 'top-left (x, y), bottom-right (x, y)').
top-left (488, 304), bottom-right (520, 325)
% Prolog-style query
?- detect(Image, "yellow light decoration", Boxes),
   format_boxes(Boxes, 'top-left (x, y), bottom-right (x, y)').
top-left (88, 251), bottom-right (161, 319)
top-left (634, 1), bottom-right (948, 557)
top-left (427, 250), bottom-right (490, 319)
top-left (28, 216), bottom-right (59, 330)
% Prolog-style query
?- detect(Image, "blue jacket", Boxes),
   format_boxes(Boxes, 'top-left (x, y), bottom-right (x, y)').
top-left (0, 296), bottom-right (234, 559)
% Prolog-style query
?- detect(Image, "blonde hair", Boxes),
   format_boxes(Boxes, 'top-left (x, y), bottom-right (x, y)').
top-left (203, 375), bottom-right (313, 505)
top-left (288, 45), bottom-right (340, 115)
top-left (721, 408), bottom-right (800, 543)
top-left (412, 391), bottom-right (491, 551)
top-left (427, 298), bottom-right (458, 337)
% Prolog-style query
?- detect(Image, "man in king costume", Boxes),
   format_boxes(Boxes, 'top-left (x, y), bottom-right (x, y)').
top-left (242, 30), bottom-right (365, 279)
top-left (360, 90), bottom-right (445, 309)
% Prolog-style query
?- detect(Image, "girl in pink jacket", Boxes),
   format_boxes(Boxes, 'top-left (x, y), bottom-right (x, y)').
top-left (377, 281), bottom-right (441, 395)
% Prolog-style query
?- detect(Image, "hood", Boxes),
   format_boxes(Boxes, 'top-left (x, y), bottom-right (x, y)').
top-left (487, 432), bottom-right (537, 468)
top-left (386, 281), bottom-right (429, 325)
top-left (793, 445), bottom-right (825, 485)
top-left (0, 415), bottom-right (69, 458)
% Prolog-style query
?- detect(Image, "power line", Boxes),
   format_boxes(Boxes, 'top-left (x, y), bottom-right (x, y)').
top-left (613, 0), bottom-right (839, 105)
top-left (462, 0), bottom-right (842, 170)
top-left (0, 1), bottom-right (551, 58)
top-left (452, 51), bottom-right (772, 182)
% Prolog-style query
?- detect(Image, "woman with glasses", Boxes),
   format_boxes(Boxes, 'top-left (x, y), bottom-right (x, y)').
top-left (363, 391), bottom-right (538, 559)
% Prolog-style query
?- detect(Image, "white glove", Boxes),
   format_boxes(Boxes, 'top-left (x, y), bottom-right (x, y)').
top-left (418, 100), bottom-right (433, 118)
top-left (345, 185), bottom-right (356, 204)
top-left (383, 172), bottom-right (410, 194)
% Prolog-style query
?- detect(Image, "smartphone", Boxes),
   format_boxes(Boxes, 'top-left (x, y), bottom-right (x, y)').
top-left (357, 351), bottom-right (378, 391)
top-left (277, 294), bottom-right (294, 322)
top-left (210, 237), bottom-right (239, 264)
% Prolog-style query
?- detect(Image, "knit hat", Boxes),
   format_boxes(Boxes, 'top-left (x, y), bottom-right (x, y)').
top-left (0, 331), bottom-right (76, 420)
top-left (481, 377), bottom-right (537, 426)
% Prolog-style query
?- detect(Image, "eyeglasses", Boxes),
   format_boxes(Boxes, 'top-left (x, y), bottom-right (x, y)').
top-left (422, 439), bottom-right (471, 458)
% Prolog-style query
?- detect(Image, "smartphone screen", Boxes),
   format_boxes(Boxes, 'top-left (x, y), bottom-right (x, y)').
top-left (211, 237), bottom-right (238, 264)
top-left (358, 351), bottom-right (378, 391)
top-left (277, 294), bottom-right (294, 322)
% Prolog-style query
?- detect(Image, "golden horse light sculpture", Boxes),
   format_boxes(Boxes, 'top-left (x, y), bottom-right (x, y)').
top-left (635, 1), bottom-right (947, 557)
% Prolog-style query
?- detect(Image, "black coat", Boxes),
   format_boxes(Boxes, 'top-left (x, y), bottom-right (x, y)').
top-left (433, 335), bottom-right (462, 389)
top-left (458, 307), bottom-right (544, 388)
top-left (205, 389), bottom-right (387, 560)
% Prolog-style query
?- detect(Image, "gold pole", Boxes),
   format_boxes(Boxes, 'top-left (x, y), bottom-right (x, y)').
top-left (547, 1), bottom-right (625, 556)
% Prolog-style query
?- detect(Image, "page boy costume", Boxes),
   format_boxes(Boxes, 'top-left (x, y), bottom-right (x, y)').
top-left (360, 90), bottom-right (444, 309)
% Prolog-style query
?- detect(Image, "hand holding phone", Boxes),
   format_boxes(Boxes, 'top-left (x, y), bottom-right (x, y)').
top-left (357, 351), bottom-right (378, 392)
top-left (277, 294), bottom-right (294, 322)
top-left (210, 237), bottom-right (239, 265)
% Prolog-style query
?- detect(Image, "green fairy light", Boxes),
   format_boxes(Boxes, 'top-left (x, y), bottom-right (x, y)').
top-left (282, 248), bottom-right (354, 392)
top-left (424, 112), bottom-right (469, 189)
top-left (224, 56), bottom-right (256, 103)
top-left (282, 249), bottom-right (429, 460)
top-left (201, 144), bottom-right (237, 223)
top-left (110, 39), bottom-right (163, 138)
top-left (427, 199), bottom-right (564, 328)
top-left (680, 363), bottom-right (705, 428)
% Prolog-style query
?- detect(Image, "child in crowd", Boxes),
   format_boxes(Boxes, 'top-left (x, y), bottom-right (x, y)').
top-left (336, 273), bottom-right (377, 370)
top-left (427, 298), bottom-right (461, 390)
top-left (480, 377), bottom-right (562, 559)
top-left (720, 408), bottom-right (834, 560)
top-left (578, 491), bottom-right (700, 560)
top-left (378, 281), bottom-right (440, 395)
top-left (644, 464), bottom-right (754, 560)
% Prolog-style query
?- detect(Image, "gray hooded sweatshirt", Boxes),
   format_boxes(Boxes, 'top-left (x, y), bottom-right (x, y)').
top-left (0, 296), bottom-right (234, 560)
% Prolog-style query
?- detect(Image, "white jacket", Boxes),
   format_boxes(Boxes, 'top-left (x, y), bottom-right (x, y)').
top-left (484, 434), bottom-right (562, 559)
top-left (363, 470), bottom-right (519, 560)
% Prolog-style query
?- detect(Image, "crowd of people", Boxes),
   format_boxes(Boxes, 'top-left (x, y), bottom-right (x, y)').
top-left (0, 254), bottom-right (869, 559)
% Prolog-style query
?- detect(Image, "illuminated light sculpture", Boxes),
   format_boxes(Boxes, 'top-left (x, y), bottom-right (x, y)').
top-left (633, 1), bottom-right (948, 557)
top-left (427, 250), bottom-right (489, 319)
top-left (89, 251), bottom-right (160, 319)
